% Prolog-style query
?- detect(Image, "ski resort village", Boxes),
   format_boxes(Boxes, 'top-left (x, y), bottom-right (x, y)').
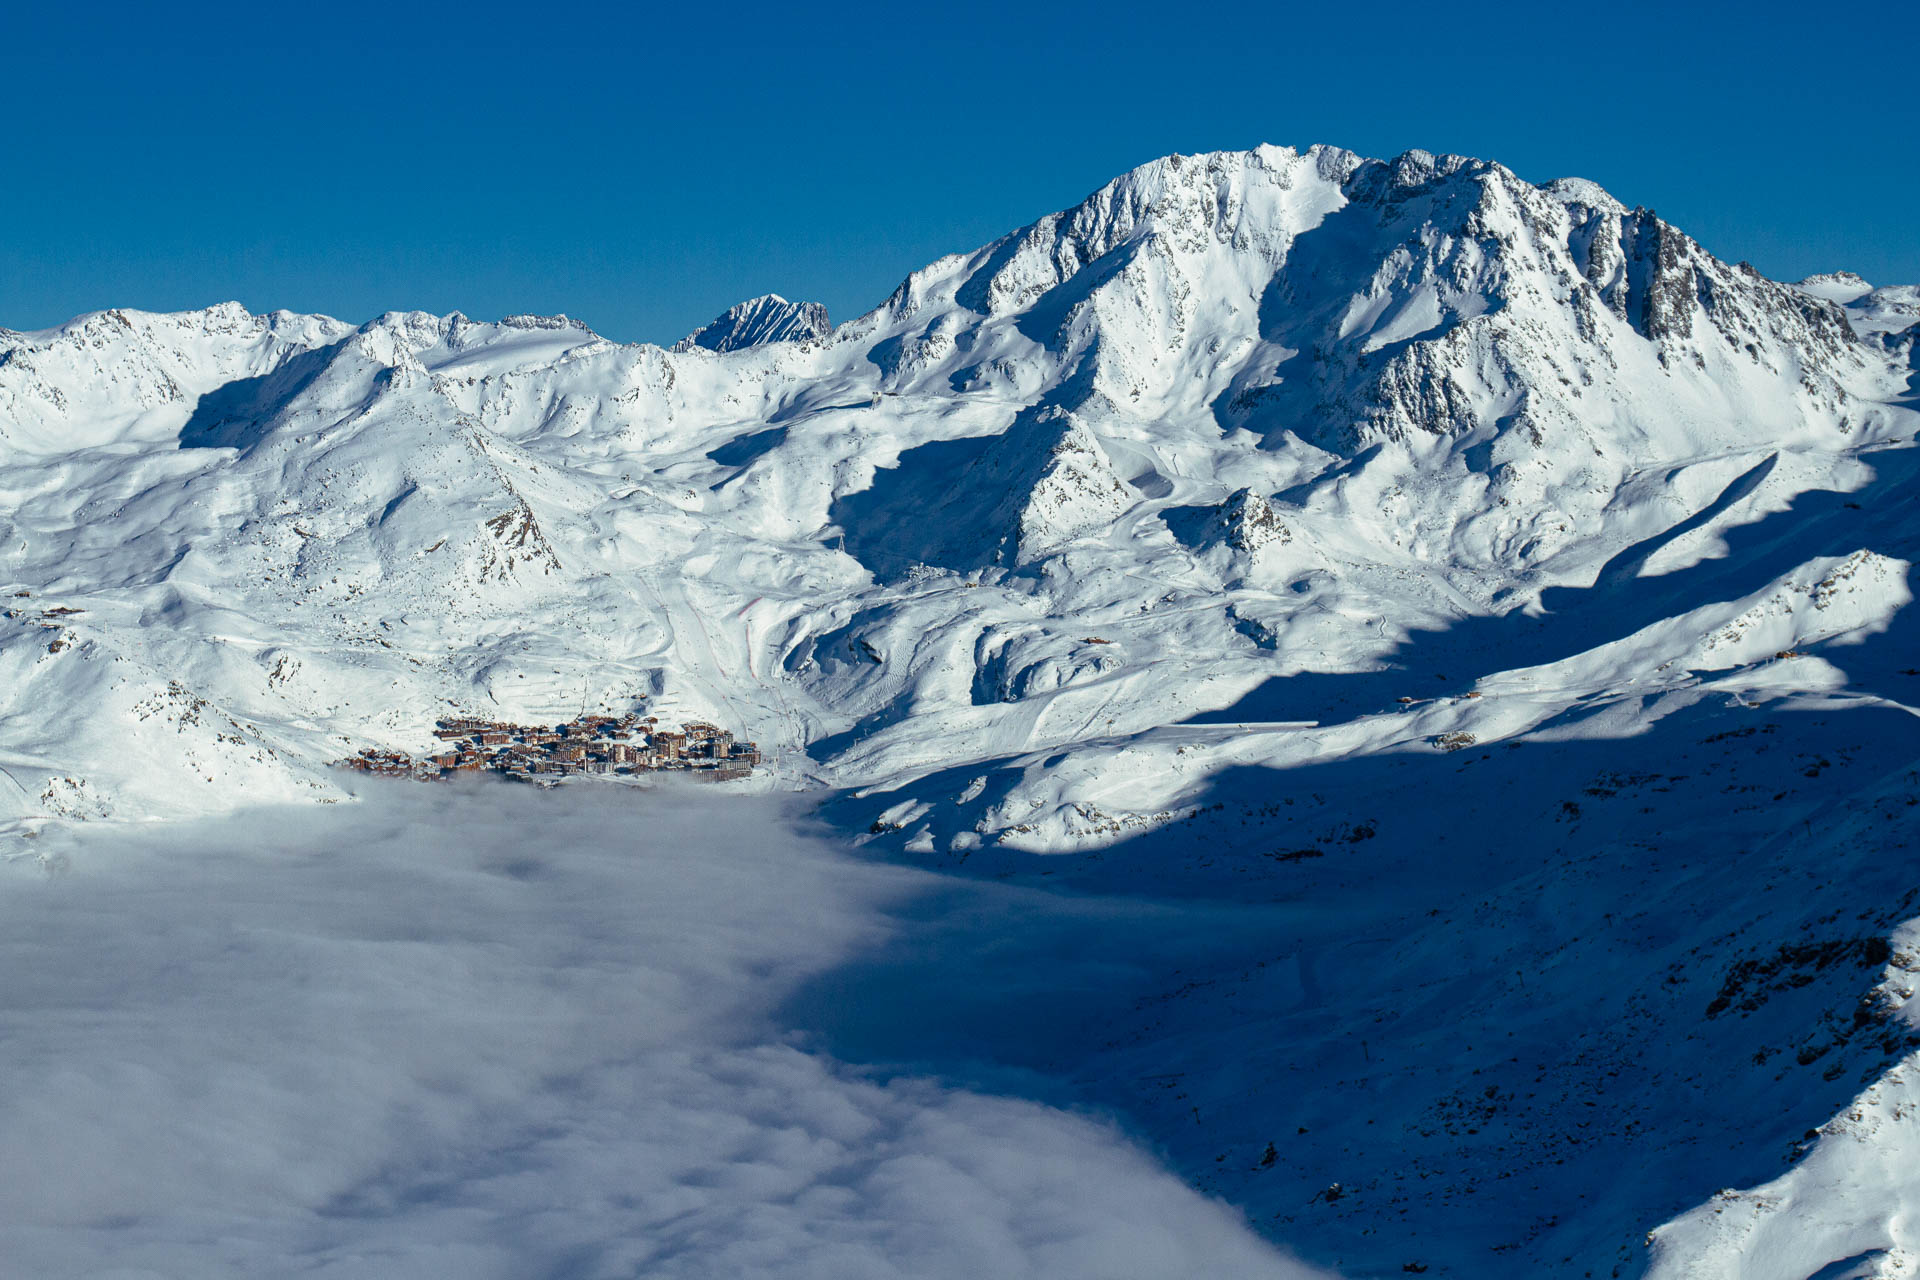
top-left (340, 713), bottom-right (762, 784)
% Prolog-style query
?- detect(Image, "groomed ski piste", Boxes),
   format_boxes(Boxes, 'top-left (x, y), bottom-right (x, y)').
top-left (4, 144), bottom-right (1919, 1277)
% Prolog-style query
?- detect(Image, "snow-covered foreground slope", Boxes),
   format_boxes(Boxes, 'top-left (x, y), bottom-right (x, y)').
top-left (4, 143), bottom-right (1920, 1276)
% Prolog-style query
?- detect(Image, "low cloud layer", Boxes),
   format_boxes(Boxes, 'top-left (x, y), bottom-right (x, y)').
top-left (0, 783), bottom-right (1309, 1278)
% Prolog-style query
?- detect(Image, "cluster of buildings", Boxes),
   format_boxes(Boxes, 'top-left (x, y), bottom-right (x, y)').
top-left (340, 712), bottom-right (761, 784)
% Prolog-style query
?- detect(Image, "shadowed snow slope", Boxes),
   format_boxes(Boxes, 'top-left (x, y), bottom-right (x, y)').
top-left (4, 142), bottom-right (1920, 1277)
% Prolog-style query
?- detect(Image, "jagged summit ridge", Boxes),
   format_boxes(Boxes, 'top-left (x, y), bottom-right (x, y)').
top-left (1796, 270), bottom-right (1876, 303)
top-left (0, 138), bottom-right (1914, 810)
top-left (672, 293), bottom-right (831, 353)
top-left (3, 140), bottom-right (1920, 1279)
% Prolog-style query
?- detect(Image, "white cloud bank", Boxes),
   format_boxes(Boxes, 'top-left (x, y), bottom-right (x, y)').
top-left (0, 783), bottom-right (1313, 1279)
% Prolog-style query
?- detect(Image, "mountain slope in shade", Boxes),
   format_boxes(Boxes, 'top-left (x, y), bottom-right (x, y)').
top-left (3, 143), bottom-right (1920, 1277)
top-left (671, 293), bottom-right (831, 353)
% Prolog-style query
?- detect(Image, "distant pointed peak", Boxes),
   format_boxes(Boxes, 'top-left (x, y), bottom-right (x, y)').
top-left (673, 295), bottom-right (831, 354)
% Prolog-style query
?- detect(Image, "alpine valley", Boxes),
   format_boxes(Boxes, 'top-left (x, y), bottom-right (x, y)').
top-left (5, 144), bottom-right (1920, 1279)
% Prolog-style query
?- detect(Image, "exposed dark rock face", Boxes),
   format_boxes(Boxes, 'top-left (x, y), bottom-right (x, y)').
top-left (672, 294), bottom-right (830, 353)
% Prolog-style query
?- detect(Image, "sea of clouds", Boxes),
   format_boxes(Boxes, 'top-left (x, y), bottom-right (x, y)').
top-left (0, 781), bottom-right (1313, 1279)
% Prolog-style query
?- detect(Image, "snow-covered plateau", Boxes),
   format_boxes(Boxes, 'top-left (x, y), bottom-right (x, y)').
top-left (4, 143), bottom-right (1920, 1277)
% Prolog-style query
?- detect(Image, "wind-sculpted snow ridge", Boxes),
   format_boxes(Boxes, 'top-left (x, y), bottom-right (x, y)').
top-left (4, 142), bottom-right (1920, 1275)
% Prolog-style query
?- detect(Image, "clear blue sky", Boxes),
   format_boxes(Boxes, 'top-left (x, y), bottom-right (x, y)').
top-left (4, 0), bottom-right (1914, 345)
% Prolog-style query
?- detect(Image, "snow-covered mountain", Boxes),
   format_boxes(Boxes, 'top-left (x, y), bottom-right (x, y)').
top-left (672, 293), bottom-right (831, 352)
top-left (4, 143), bottom-right (1919, 1277)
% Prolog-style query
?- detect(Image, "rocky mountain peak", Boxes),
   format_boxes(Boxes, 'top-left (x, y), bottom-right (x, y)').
top-left (672, 294), bottom-right (831, 353)
top-left (1796, 270), bottom-right (1876, 304)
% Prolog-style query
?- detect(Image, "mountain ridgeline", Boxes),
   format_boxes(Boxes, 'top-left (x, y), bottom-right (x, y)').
top-left (3, 144), bottom-right (1920, 1277)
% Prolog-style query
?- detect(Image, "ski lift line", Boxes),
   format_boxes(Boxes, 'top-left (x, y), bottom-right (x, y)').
top-left (0, 764), bottom-right (36, 801)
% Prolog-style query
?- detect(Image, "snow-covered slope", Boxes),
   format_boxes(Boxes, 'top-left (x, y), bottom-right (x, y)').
top-left (4, 143), bottom-right (1919, 1277)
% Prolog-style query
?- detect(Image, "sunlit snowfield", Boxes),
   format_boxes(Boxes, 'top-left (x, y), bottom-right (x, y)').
top-left (0, 783), bottom-right (1309, 1280)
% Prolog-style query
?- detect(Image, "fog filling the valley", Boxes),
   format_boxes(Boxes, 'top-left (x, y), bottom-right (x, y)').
top-left (0, 782), bottom-right (1310, 1279)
